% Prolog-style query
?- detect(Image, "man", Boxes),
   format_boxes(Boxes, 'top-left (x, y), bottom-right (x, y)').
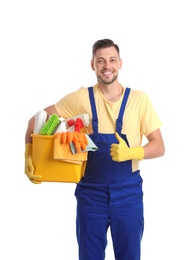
top-left (25, 39), bottom-right (165, 260)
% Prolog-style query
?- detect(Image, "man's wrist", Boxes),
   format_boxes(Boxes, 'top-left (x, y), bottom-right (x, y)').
top-left (131, 147), bottom-right (144, 160)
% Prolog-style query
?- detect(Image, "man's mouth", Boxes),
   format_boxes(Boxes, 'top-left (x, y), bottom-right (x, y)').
top-left (102, 71), bottom-right (112, 75)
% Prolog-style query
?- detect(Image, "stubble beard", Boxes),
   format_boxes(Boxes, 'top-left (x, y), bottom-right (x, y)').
top-left (97, 74), bottom-right (118, 85)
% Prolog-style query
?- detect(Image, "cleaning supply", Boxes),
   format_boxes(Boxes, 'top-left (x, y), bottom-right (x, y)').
top-left (66, 114), bottom-right (89, 132)
top-left (67, 118), bottom-right (84, 132)
top-left (70, 131), bottom-right (87, 153)
top-left (70, 134), bottom-right (98, 154)
top-left (29, 113), bottom-right (91, 183)
top-left (39, 114), bottom-right (61, 135)
top-left (110, 132), bottom-right (144, 162)
top-left (24, 143), bottom-right (42, 184)
top-left (56, 131), bottom-right (88, 153)
top-left (57, 131), bottom-right (74, 144)
top-left (33, 110), bottom-right (47, 134)
top-left (31, 134), bottom-right (87, 183)
top-left (54, 134), bottom-right (88, 164)
top-left (54, 118), bottom-right (67, 133)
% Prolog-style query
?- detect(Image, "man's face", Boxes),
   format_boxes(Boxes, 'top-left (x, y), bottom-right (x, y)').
top-left (91, 46), bottom-right (122, 84)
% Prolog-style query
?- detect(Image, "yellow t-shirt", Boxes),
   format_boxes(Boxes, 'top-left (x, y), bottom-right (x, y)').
top-left (55, 84), bottom-right (162, 171)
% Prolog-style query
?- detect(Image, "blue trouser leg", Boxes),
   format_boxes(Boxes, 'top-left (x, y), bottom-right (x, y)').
top-left (110, 216), bottom-right (143, 260)
top-left (75, 176), bottom-right (144, 260)
top-left (110, 204), bottom-right (144, 260)
top-left (109, 182), bottom-right (144, 260)
top-left (75, 184), bottom-right (110, 260)
top-left (76, 212), bottom-right (109, 260)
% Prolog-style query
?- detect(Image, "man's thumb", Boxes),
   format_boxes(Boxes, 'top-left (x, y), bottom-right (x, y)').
top-left (115, 132), bottom-right (123, 143)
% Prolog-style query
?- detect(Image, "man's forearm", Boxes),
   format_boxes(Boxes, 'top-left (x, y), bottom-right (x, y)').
top-left (25, 116), bottom-right (35, 143)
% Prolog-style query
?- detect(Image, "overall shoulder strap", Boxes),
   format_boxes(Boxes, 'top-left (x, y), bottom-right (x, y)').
top-left (88, 86), bottom-right (131, 133)
top-left (88, 87), bottom-right (98, 133)
top-left (116, 87), bottom-right (131, 132)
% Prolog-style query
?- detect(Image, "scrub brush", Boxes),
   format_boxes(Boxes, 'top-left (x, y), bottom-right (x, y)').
top-left (39, 114), bottom-right (61, 135)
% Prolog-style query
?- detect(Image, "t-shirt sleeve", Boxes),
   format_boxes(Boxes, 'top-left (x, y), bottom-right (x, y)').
top-left (54, 87), bottom-right (90, 119)
top-left (140, 92), bottom-right (162, 137)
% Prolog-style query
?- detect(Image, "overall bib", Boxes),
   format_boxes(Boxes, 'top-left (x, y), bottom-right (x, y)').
top-left (75, 87), bottom-right (144, 260)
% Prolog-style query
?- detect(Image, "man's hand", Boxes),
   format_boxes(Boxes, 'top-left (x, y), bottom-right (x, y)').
top-left (110, 132), bottom-right (144, 162)
top-left (25, 143), bottom-right (42, 184)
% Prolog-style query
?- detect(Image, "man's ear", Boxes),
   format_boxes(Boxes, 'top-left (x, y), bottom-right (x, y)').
top-left (119, 58), bottom-right (122, 70)
top-left (91, 60), bottom-right (95, 71)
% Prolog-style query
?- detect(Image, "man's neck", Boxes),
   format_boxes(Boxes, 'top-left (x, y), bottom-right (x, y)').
top-left (97, 83), bottom-right (123, 102)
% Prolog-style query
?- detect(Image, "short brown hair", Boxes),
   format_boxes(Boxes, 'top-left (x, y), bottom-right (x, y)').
top-left (92, 39), bottom-right (120, 58)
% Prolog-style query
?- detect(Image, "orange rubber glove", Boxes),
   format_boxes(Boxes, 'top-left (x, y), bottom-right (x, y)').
top-left (57, 131), bottom-right (88, 153)
top-left (72, 131), bottom-right (88, 153)
top-left (110, 132), bottom-right (144, 162)
top-left (25, 143), bottom-right (42, 184)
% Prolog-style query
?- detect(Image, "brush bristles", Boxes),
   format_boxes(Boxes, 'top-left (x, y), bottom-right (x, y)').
top-left (39, 114), bottom-right (60, 135)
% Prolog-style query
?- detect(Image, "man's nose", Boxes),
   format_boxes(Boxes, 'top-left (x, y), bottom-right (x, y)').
top-left (103, 60), bottom-right (110, 68)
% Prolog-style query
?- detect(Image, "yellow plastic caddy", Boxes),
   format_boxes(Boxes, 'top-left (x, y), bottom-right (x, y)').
top-left (31, 134), bottom-right (87, 183)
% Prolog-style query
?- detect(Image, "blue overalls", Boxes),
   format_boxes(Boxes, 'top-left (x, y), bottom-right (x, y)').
top-left (75, 87), bottom-right (144, 260)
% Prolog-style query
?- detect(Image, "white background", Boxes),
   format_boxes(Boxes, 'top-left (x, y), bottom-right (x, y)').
top-left (0, 0), bottom-right (186, 259)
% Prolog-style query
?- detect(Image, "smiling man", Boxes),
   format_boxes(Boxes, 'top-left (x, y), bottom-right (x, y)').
top-left (24, 39), bottom-right (165, 260)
